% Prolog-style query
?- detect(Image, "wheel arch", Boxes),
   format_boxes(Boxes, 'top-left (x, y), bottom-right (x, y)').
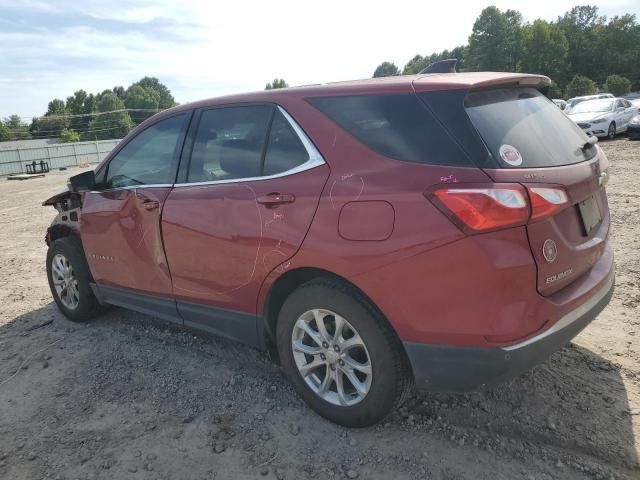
top-left (261, 266), bottom-right (402, 362)
top-left (46, 223), bottom-right (80, 246)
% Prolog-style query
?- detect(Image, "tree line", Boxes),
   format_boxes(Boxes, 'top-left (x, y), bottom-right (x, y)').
top-left (0, 77), bottom-right (177, 143)
top-left (373, 5), bottom-right (640, 99)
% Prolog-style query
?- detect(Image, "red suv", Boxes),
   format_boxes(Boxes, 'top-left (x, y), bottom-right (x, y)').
top-left (44, 72), bottom-right (614, 427)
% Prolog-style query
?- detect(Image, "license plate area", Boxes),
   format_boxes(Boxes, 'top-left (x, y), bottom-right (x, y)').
top-left (578, 194), bottom-right (602, 236)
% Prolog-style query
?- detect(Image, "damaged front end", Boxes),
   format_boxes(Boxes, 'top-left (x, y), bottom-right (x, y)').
top-left (43, 170), bottom-right (96, 245)
top-left (43, 189), bottom-right (84, 246)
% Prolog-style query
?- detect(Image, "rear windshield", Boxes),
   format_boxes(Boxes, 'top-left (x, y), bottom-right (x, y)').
top-left (309, 95), bottom-right (472, 167)
top-left (465, 88), bottom-right (596, 168)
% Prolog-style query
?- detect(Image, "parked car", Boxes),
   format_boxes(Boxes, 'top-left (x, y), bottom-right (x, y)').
top-left (552, 99), bottom-right (567, 111)
top-left (629, 98), bottom-right (640, 113)
top-left (43, 72), bottom-right (614, 427)
top-left (628, 115), bottom-right (640, 139)
top-left (565, 93), bottom-right (613, 112)
top-left (567, 97), bottom-right (637, 139)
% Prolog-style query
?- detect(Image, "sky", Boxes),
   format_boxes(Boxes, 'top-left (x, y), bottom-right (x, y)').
top-left (1, 0), bottom-right (639, 119)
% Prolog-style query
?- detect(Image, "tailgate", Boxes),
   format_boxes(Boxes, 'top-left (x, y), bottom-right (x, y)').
top-left (483, 150), bottom-right (610, 295)
top-left (461, 86), bottom-right (611, 296)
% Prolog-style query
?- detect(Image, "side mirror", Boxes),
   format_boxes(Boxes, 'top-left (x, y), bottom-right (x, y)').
top-left (68, 170), bottom-right (96, 193)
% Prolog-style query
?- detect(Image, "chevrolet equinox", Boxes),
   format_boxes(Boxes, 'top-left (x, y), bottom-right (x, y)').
top-left (44, 71), bottom-right (614, 427)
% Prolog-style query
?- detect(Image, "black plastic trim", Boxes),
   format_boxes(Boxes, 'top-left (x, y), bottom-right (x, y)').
top-left (177, 301), bottom-right (261, 348)
top-left (90, 283), bottom-right (263, 348)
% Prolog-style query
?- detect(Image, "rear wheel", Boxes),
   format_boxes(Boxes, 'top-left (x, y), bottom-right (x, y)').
top-left (47, 236), bottom-right (102, 322)
top-left (607, 122), bottom-right (616, 139)
top-left (276, 279), bottom-right (412, 427)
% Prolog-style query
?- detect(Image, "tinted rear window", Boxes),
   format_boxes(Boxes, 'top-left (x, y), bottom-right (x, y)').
top-left (309, 95), bottom-right (472, 167)
top-left (465, 88), bottom-right (596, 168)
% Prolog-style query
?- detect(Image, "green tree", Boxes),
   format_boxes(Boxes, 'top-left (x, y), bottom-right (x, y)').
top-left (124, 85), bottom-right (160, 124)
top-left (372, 61), bottom-right (400, 78)
top-left (603, 74), bottom-right (632, 96)
top-left (131, 77), bottom-right (176, 109)
top-left (519, 20), bottom-right (569, 83)
top-left (265, 78), bottom-right (289, 90)
top-left (402, 55), bottom-right (427, 75)
top-left (547, 81), bottom-right (564, 99)
top-left (59, 128), bottom-right (81, 143)
top-left (3, 115), bottom-right (30, 140)
top-left (88, 93), bottom-right (133, 140)
top-left (557, 6), bottom-right (606, 84)
top-left (30, 98), bottom-right (69, 138)
top-left (565, 74), bottom-right (598, 98)
top-left (467, 6), bottom-right (522, 71)
top-left (65, 90), bottom-right (95, 132)
top-left (0, 121), bottom-right (13, 141)
top-left (597, 15), bottom-right (640, 88)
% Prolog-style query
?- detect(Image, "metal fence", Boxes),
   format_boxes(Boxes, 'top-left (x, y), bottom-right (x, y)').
top-left (0, 139), bottom-right (120, 176)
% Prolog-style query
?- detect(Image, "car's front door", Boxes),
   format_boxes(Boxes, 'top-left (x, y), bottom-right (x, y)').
top-left (81, 113), bottom-right (191, 313)
top-left (161, 105), bottom-right (329, 345)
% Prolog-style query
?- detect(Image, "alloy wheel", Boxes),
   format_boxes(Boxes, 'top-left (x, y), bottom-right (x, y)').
top-left (51, 253), bottom-right (80, 310)
top-left (291, 308), bottom-right (372, 406)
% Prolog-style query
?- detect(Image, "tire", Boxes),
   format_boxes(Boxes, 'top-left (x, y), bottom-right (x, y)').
top-left (276, 279), bottom-right (412, 427)
top-left (46, 236), bottom-right (102, 322)
top-left (607, 122), bottom-right (616, 139)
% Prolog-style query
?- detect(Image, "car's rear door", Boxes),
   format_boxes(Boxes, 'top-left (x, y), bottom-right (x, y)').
top-left (161, 104), bottom-right (329, 345)
top-left (81, 112), bottom-right (191, 315)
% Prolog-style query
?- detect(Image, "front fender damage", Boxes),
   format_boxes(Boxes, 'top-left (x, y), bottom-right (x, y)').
top-left (43, 189), bottom-right (83, 246)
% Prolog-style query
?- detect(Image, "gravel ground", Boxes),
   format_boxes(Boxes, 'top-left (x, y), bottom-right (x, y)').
top-left (0, 138), bottom-right (638, 480)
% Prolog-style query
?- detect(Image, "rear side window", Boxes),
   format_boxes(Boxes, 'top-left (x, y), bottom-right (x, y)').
top-left (309, 95), bottom-right (472, 166)
top-left (465, 88), bottom-right (596, 168)
top-left (187, 106), bottom-right (272, 182)
top-left (263, 109), bottom-right (309, 176)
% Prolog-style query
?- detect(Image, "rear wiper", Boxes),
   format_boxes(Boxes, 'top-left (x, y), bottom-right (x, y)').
top-left (581, 135), bottom-right (598, 152)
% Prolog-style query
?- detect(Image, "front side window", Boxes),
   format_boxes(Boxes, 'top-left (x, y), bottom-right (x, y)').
top-left (104, 114), bottom-right (187, 188)
top-left (187, 106), bottom-right (272, 182)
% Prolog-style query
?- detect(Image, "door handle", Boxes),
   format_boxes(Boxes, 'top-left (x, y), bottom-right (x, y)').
top-left (142, 200), bottom-right (160, 210)
top-left (257, 193), bottom-right (295, 207)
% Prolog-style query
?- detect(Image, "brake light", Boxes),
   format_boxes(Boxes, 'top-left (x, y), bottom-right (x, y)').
top-left (430, 186), bottom-right (529, 233)
top-left (528, 187), bottom-right (569, 221)
top-left (428, 184), bottom-right (570, 234)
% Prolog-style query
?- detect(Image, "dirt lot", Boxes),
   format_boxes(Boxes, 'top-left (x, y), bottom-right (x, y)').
top-left (0, 139), bottom-right (638, 480)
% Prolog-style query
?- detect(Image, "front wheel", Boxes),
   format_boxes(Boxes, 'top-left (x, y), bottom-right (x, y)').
top-left (607, 122), bottom-right (616, 139)
top-left (47, 236), bottom-right (102, 322)
top-left (276, 279), bottom-right (412, 427)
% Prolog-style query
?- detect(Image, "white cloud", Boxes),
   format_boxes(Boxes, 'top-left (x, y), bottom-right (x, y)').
top-left (0, 0), bottom-right (638, 118)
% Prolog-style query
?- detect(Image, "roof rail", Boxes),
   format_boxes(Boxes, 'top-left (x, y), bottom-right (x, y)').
top-left (418, 59), bottom-right (458, 74)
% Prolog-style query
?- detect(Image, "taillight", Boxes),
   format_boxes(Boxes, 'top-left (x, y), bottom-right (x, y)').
top-left (429, 185), bottom-right (529, 233)
top-left (428, 184), bottom-right (570, 234)
top-left (528, 186), bottom-right (569, 221)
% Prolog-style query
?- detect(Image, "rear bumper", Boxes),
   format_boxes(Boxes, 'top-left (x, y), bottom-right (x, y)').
top-left (404, 267), bottom-right (614, 392)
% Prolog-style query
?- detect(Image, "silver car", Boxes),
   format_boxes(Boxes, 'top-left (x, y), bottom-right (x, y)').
top-left (565, 93), bottom-right (613, 112)
top-left (567, 97), bottom-right (637, 139)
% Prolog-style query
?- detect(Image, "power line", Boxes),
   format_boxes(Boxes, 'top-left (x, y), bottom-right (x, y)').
top-left (14, 108), bottom-right (162, 121)
top-left (28, 116), bottom-right (151, 135)
top-left (27, 125), bottom-right (134, 139)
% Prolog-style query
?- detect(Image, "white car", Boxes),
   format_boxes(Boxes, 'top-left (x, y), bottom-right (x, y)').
top-left (552, 99), bottom-right (568, 111)
top-left (565, 93), bottom-right (613, 112)
top-left (567, 97), bottom-right (637, 139)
